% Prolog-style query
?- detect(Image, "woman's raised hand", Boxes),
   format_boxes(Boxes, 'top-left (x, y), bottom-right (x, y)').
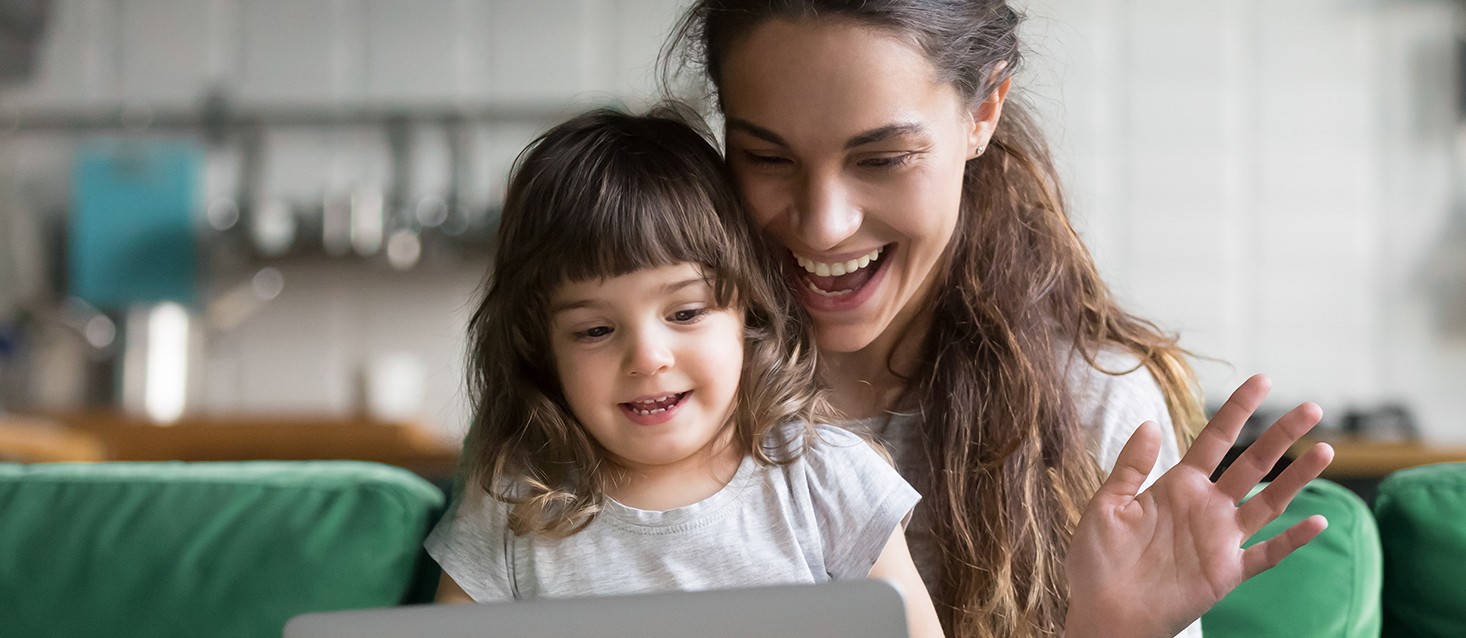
top-left (1064, 374), bottom-right (1335, 638)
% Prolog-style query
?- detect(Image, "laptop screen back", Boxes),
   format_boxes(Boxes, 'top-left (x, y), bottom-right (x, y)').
top-left (285, 580), bottom-right (909, 638)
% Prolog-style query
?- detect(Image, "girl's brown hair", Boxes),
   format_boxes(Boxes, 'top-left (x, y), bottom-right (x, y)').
top-left (462, 105), bottom-right (833, 538)
top-left (663, 2), bottom-right (1204, 636)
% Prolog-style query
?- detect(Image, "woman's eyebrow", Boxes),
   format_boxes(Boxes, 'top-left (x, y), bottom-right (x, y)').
top-left (844, 123), bottom-right (926, 148)
top-left (726, 118), bottom-right (788, 147)
top-left (726, 118), bottom-right (927, 149)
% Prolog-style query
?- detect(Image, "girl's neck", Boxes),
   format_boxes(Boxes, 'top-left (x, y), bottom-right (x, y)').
top-left (603, 436), bottom-right (744, 511)
top-left (820, 303), bottom-right (933, 420)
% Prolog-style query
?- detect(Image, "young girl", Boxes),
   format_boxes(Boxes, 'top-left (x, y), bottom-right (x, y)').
top-left (426, 105), bottom-right (944, 638)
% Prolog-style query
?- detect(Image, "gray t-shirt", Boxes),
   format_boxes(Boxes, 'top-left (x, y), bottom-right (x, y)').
top-left (425, 422), bottom-right (920, 602)
top-left (843, 347), bottom-right (1200, 638)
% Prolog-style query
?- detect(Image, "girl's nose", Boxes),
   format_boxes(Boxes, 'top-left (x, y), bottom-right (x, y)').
top-left (625, 329), bottom-right (674, 376)
top-left (793, 171), bottom-right (862, 252)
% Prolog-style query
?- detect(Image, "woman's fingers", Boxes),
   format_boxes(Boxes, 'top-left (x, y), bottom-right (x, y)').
top-left (1181, 375), bottom-right (1271, 474)
top-left (1241, 514), bottom-right (1329, 580)
top-left (1094, 421), bottom-right (1161, 505)
top-left (1213, 402), bottom-right (1324, 502)
top-left (1236, 441), bottom-right (1335, 537)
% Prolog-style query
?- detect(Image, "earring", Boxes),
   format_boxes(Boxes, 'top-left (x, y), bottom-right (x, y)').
top-left (971, 145), bottom-right (986, 159)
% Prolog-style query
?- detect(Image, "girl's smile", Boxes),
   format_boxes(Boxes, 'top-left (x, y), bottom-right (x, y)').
top-left (620, 390), bottom-right (691, 425)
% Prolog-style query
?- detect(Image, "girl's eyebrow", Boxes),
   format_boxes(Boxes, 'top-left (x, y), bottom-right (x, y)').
top-left (662, 277), bottom-right (707, 295)
top-left (550, 298), bottom-right (600, 315)
top-left (726, 118), bottom-right (928, 150)
top-left (549, 277), bottom-right (708, 315)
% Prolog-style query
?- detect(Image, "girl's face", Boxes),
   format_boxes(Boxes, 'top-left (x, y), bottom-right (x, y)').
top-left (719, 19), bottom-right (1001, 354)
top-left (549, 263), bottom-right (745, 476)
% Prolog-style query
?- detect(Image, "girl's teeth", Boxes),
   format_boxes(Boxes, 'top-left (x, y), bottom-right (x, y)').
top-left (797, 247), bottom-right (883, 276)
top-left (628, 392), bottom-right (682, 415)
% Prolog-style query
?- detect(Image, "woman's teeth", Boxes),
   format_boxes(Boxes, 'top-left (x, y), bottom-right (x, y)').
top-left (796, 247), bottom-right (883, 277)
top-left (805, 281), bottom-right (853, 297)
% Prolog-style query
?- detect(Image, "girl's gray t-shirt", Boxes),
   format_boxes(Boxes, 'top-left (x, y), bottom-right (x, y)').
top-left (425, 422), bottom-right (920, 602)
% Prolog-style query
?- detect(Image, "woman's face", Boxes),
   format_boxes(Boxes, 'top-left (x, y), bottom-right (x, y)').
top-left (719, 19), bottom-right (1002, 354)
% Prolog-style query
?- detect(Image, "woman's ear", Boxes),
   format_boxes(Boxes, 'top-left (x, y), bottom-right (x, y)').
top-left (967, 75), bottom-right (1011, 159)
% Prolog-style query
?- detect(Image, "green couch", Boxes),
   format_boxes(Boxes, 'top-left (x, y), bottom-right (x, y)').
top-left (0, 461), bottom-right (445, 638)
top-left (2, 460), bottom-right (1462, 637)
top-left (1203, 462), bottom-right (1466, 638)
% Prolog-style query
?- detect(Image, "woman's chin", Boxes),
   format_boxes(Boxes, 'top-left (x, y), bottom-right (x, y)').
top-left (812, 323), bottom-right (885, 355)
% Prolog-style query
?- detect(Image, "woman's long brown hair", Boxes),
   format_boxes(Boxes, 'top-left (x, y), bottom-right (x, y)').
top-left (664, 2), bottom-right (1204, 636)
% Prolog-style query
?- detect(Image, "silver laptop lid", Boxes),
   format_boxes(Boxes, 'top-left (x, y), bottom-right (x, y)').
top-left (285, 580), bottom-right (909, 638)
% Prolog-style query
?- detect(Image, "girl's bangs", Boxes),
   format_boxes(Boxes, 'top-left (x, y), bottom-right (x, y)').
top-left (544, 160), bottom-right (737, 302)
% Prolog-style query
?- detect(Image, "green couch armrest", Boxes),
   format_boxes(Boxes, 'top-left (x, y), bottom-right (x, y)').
top-left (1202, 478), bottom-right (1382, 637)
top-left (1375, 462), bottom-right (1466, 638)
top-left (0, 461), bottom-right (445, 638)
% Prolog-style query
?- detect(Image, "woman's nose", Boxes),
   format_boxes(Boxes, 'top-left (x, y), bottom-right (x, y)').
top-left (625, 328), bottom-right (674, 376)
top-left (793, 171), bottom-right (862, 252)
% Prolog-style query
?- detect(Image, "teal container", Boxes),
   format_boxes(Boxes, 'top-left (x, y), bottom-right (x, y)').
top-left (69, 140), bottom-right (201, 309)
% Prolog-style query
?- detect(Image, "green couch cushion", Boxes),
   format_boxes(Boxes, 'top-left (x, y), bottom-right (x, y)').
top-left (1202, 478), bottom-right (1382, 637)
top-left (0, 461), bottom-right (445, 638)
top-left (1374, 462), bottom-right (1466, 637)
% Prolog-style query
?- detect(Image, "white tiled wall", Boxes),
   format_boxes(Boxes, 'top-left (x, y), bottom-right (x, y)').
top-left (1025, 0), bottom-right (1465, 441)
top-left (2, 0), bottom-right (1463, 442)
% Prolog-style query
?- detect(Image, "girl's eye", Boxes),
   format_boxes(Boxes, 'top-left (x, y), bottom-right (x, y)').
top-left (574, 326), bottom-right (613, 342)
top-left (858, 153), bottom-right (914, 169)
top-left (670, 308), bottom-right (708, 324)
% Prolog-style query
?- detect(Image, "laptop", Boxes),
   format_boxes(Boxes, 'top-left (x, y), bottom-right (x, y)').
top-left (284, 579), bottom-right (910, 638)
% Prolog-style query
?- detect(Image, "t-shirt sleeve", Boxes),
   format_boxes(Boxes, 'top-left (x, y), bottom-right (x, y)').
top-left (801, 424), bottom-right (922, 581)
top-left (423, 483), bottom-right (517, 603)
top-left (1067, 349), bottom-right (1185, 492)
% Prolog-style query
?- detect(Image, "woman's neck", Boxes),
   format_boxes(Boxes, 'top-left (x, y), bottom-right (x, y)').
top-left (820, 303), bottom-right (933, 420)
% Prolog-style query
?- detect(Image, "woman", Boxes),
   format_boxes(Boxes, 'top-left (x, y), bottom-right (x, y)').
top-left (661, 1), bottom-right (1333, 636)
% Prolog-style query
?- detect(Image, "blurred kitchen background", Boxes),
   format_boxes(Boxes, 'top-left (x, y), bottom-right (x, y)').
top-left (0, 0), bottom-right (1463, 476)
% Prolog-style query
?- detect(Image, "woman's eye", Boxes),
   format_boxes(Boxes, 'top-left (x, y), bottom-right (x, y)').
top-left (574, 326), bottom-right (612, 341)
top-left (670, 308), bottom-right (707, 323)
top-left (741, 151), bottom-right (791, 166)
top-left (859, 153), bottom-right (914, 169)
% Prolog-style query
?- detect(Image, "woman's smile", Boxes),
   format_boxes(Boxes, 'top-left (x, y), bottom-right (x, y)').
top-left (789, 244), bottom-right (894, 312)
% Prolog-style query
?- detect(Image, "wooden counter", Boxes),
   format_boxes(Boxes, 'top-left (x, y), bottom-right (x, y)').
top-left (1292, 436), bottom-right (1466, 480)
top-left (0, 415), bottom-right (108, 462)
top-left (3, 412), bottom-right (462, 480)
